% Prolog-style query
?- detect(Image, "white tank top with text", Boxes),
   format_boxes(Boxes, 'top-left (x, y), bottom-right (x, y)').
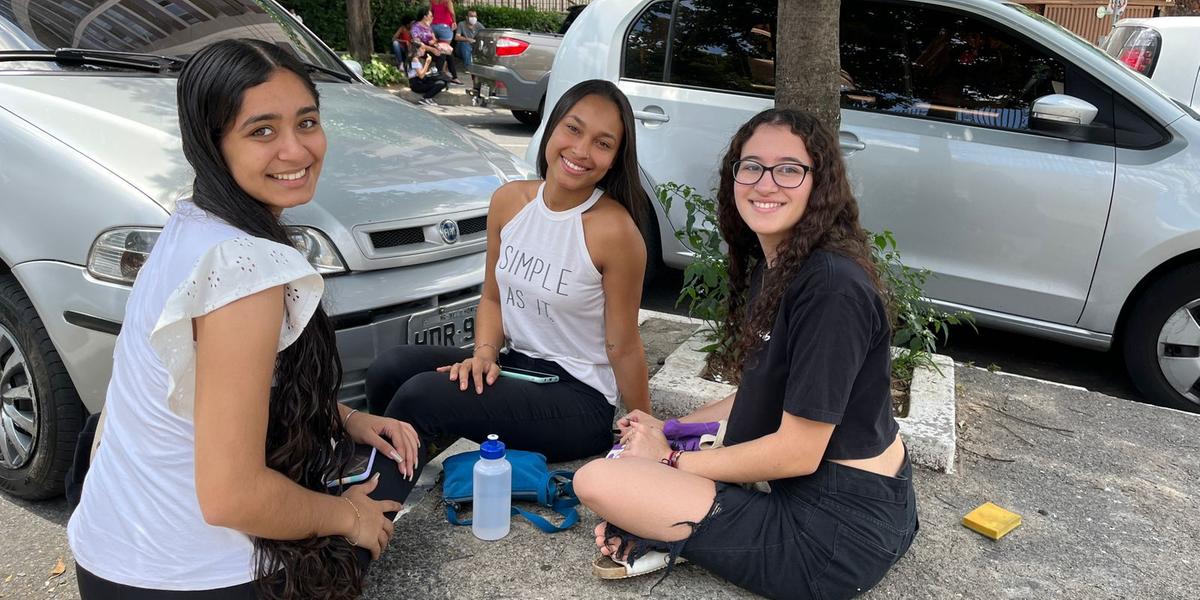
top-left (496, 183), bottom-right (617, 405)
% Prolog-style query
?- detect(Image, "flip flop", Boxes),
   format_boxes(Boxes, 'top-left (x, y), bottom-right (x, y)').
top-left (591, 551), bottom-right (685, 580)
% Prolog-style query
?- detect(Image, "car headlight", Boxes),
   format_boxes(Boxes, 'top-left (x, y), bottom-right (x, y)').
top-left (288, 227), bottom-right (347, 275)
top-left (87, 228), bottom-right (161, 285)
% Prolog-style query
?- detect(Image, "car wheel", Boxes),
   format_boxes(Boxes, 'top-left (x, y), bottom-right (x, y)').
top-left (511, 109), bottom-right (540, 126)
top-left (0, 274), bottom-right (84, 499)
top-left (1123, 264), bottom-right (1200, 413)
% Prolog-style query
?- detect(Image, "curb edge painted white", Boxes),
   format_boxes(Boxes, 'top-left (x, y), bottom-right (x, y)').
top-left (648, 327), bottom-right (958, 473)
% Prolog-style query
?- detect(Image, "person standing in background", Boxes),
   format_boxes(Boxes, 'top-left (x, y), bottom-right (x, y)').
top-left (430, 0), bottom-right (462, 84)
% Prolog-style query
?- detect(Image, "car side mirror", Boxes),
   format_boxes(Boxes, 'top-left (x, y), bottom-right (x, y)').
top-left (342, 59), bottom-right (364, 78)
top-left (1032, 94), bottom-right (1098, 126)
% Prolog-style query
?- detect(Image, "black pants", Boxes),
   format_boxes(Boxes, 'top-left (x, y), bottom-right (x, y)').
top-left (607, 455), bottom-right (919, 600)
top-left (410, 76), bottom-right (446, 99)
top-left (366, 346), bottom-right (615, 462)
top-left (74, 436), bottom-right (421, 599)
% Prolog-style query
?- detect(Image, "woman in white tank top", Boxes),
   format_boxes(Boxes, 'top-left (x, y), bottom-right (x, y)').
top-left (366, 80), bottom-right (652, 463)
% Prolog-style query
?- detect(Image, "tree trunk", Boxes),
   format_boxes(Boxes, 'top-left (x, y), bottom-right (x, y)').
top-left (346, 0), bottom-right (373, 63)
top-left (775, 0), bottom-right (842, 128)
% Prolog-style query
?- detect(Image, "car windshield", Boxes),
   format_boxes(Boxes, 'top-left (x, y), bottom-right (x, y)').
top-left (0, 0), bottom-right (346, 77)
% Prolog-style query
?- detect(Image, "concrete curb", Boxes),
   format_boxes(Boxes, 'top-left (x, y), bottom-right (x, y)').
top-left (647, 321), bottom-right (957, 472)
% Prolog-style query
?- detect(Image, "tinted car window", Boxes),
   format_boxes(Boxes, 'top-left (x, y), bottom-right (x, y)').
top-left (668, 0), bottom-right (775, 95)
top-left (0, 0), bottom-right (344, 73)
top-left (841, 0), bottom-right (1066, 131)
top-left (623, 0), bottom-right (673, 83)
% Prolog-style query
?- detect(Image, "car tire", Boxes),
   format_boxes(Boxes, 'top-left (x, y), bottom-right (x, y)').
top-left (511, 109), bottom-right (540, 126)
top-left (0, 274), bottom-right (84, 499)
top-left (1123, 264), bottom-right (1200, 413)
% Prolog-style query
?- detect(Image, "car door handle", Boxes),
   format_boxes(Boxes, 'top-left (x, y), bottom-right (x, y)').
top-left (634, 110), bottom-right (670, 123)
top-left (839, 139), bottom-right (866, 151)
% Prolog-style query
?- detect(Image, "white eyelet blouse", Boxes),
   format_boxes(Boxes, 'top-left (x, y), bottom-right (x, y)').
top-left (67, 202), bottom-right (323, 590)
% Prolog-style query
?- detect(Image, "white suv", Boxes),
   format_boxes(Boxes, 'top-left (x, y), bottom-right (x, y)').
top-left (528, 0), bottom-right (1200, 413)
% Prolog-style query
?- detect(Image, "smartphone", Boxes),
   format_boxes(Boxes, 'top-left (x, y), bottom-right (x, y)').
top-left (498, 366), bottom-right (560, 384)
top-left (324, 446), bottom-right (377, 488)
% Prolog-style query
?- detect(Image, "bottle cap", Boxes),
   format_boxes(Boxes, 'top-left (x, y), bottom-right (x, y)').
top-left (480, 434), bottom-right (505, 459)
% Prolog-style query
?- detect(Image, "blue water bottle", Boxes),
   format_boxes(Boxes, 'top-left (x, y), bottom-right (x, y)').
top-left (472, 434), bottom-right (511, 540)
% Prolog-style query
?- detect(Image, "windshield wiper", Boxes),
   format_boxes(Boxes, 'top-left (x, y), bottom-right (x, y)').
top-left (301, 60), bottom-right (354, 83)
top-left (0, 48), bottom-right (185, 72)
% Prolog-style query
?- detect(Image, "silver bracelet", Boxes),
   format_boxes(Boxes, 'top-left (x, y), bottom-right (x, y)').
top-left (342, 408), bottom-right (359, 427)
top-left (474, 342), bottom-right (499, 357)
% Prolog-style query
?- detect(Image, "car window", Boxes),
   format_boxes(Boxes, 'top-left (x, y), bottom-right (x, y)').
top-left (0, 0), bottom-right (345, 75)
top-left (667, 0), bottom-right (775, 96)
top-left (841, 0), bottom-right (1066, 132)
top-left (623, 0), bottom-right (673, 83)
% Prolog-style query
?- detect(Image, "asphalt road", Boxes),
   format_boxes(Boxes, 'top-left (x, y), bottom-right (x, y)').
top-left (429, 103), bottom-right (1146, 406)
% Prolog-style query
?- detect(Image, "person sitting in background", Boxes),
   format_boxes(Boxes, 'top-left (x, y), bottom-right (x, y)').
top-left (455, 10), bottom-right (485, 85)
top-left (410, 6), bottom-right (454, 83)
top-left (407, 46), bottom-right (447, 106)
top-left (392, 20), bottom-right (413, 66)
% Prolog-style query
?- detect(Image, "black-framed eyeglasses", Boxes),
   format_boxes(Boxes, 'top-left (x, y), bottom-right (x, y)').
top-left (731, 159), bottom-right (812, 189)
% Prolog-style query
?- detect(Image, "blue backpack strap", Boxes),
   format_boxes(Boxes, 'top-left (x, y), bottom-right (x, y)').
top-left (445, 501), bottom-right (471, 526)
top-left (512, 504), bottom-right (578, 533)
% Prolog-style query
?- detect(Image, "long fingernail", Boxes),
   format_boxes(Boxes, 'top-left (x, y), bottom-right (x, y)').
top-left (390, 451), bottom-right (402, 463)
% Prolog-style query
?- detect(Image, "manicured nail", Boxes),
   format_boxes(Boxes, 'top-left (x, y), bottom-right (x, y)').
top-left (390, 451), bottom-right (402, 463)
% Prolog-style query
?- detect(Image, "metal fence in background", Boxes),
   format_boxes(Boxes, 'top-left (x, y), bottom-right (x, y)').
top-left (468, 0), bottom-right (589, 12)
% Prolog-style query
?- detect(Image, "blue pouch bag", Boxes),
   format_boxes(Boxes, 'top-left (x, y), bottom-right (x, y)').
top-left (441, 449), bottom-right (579, 533)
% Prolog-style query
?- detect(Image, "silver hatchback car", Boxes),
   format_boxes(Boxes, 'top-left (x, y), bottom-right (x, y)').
top-left (0, 0), bottom-right (535, 499)
top-left (531, 0), bottom-right (1200, 414)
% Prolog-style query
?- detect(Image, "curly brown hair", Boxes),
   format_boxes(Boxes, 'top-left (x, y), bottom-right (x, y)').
top-left (709, 109), bottom-right (885, 382)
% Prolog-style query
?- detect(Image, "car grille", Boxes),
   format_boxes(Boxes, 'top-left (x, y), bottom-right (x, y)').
top-left (368, 216), bottom-right (487, 251)
top-left (370, 227), bottom-right (425, 249)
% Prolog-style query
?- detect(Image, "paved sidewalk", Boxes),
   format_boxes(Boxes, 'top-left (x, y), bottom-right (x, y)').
top-left (2, 322), bottom-right (1197, 599)
top-left (365, 364), bottom-right (1200, 599)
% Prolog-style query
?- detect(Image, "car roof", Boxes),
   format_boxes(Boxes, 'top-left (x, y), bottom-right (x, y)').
top-left (1114, 17), bottom-right (1200, 31)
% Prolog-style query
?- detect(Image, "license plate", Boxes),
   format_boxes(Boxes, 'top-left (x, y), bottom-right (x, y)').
top-left (408, 299), bottom-right (478, 347)
top-left (480, 83), bottom-right (491, 98)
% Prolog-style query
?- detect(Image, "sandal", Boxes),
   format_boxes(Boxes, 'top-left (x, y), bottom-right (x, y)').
top-left (591, 551), bottom-right (685, 580)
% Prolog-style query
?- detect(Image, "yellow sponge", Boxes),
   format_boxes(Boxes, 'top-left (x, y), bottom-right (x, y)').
top-left (962, 502), bottom-right (1021, 540)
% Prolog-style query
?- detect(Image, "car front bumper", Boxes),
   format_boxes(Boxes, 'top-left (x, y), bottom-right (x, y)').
top-left (15, 252), bottom-right (485, 413)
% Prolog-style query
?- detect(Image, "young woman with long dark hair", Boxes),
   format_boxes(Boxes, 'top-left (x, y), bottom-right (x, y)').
top-left (572, 109), bottom-right (919, 600)
top-left (67, 39), bottom-right (419, 599)
top-left (365, 79), bottom-right (650, 463)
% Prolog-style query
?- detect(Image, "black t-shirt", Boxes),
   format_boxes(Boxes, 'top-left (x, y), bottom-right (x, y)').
top-left (724, 250), bottom-right (898, 472)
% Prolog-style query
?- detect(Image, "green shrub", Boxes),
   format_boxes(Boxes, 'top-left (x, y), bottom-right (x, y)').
top-left (655, 182), bottom-right (973, 383)
top-left (461, 5), bottom-right (565, 32)
top-left (341, 53), bottom-right (404, 86)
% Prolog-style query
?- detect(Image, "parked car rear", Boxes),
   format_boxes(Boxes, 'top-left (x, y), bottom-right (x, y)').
top-left (469, 4), bottom-right (586, 125)
top-left (1103, 17), bottom-right (1200, 111)
top-left (0, 0), bottom-right (535, 500)
top-left (529, 0), bottom-right (1200, 413)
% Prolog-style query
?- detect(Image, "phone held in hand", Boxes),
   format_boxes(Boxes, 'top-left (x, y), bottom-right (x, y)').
top-left (498, 366), bottom-right (560, 384)
top-left (324, 446), bottom-right (378, 488)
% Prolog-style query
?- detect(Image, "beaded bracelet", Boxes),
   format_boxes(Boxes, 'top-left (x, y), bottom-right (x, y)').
top-left (660, 449), bottom-right (684, 469)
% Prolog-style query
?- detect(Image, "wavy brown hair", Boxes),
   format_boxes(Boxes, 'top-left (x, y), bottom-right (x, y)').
top-left (709, 109), bottom-right (884, 382)
top-left (177, 39), bottom-right (360, 599)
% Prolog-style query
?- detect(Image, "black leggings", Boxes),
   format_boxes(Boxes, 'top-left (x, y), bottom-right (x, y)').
top-left (76, 440), bottom-right (422, 598)
top-left (366, 346), bottom-right (615, 462)
top-left (410, 76), bottom-right (446, 99)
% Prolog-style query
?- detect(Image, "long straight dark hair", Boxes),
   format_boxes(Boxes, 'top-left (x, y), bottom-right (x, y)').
top-left (535, 79), bottom-right (649, 230)
top-left (176, 39), bottom-right (359, 600)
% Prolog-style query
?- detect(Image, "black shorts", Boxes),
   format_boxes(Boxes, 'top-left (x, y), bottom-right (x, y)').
top-left (607, 456), bottom-right (918, 600)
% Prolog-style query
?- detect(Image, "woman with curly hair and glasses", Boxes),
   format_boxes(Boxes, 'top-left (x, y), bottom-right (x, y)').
top-left (572, 108), bottom-right (919, 600)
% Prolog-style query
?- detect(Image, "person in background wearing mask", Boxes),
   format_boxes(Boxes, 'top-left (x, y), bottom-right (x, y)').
top-left (455, 10), bottom-right (484, 86)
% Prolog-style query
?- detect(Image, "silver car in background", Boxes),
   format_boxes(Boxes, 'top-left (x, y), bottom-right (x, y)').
top-left (0, 0), bottom-right (534, 499)
top-left (531, 0), bottom-right (1200, 414)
